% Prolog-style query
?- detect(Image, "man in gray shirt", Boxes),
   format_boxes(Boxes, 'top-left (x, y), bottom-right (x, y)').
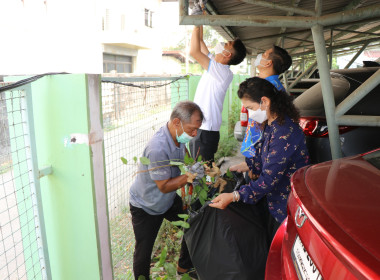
top-left (129, 101), bottom-right (204, 279)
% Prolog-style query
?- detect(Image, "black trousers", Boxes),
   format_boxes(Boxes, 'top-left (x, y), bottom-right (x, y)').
top-left (130, 195), bottom-right (193, 280)
top-left (190, 129), bottom-right (220, 163)
top-left (255, 197), bottom-right (281, 249)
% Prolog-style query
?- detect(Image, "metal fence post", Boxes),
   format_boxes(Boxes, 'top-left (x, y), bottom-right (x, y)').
top-left (311, 24), bottom-right (342, 159)
top-left (24, 84), bottom-right (52, 280)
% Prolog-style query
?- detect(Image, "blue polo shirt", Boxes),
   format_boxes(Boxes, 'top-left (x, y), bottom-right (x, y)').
top-left (129, 124), bottom-right (185, 215)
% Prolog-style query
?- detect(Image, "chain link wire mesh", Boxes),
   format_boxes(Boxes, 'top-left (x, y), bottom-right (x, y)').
top-left (0, 87), bottom-right (47, 280)
top-left (101, 76), bottom-right (189, 279)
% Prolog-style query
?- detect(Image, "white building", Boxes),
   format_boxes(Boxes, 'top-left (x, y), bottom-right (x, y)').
top-left (0, 0), bottom-right (168, 75)
top-left (100, 0), bottom-right (165, 74)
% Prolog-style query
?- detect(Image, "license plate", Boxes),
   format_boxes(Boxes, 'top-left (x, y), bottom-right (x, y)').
top-left (291, 235), bottom-right (323, 280)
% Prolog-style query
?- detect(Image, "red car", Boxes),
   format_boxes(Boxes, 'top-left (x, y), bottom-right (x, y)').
top-left (266, 148), bottom-right (380, 280)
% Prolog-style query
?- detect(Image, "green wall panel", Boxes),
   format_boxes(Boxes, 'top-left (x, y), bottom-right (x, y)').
top-left (6, 74), bottom-right (102, 280)
top-left (33, 74), bottom-right (100, 280)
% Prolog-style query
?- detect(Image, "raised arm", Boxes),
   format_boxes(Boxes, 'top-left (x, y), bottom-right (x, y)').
top-left (190, 26), bottom-right (210, 70)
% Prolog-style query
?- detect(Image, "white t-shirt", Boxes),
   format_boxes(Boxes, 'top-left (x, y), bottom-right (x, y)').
top-left (193, 54), bottom-right (233, 131)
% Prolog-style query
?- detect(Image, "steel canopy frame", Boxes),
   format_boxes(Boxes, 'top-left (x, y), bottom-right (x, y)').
top-left (179, 0), bottom-right (380, 160)
top-left (179, 3), bottom-right (380, 28)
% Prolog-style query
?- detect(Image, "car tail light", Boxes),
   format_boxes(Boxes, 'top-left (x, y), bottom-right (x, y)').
top-left (240, 106), bottom-right (248, 127)
top-left (299, 117), bottom-right (355, 137)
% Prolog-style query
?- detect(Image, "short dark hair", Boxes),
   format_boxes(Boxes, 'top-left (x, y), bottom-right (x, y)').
top-left (269, 45), bottom-right (292, 74)
top-left (237, 77), bottom-right (299, 124)
top-left (170, 101), bottom-right (204, 123)
top-left (228, 38), bottom-right (247, 66)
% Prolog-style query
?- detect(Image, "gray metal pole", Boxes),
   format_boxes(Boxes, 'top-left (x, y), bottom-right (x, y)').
top-left (241, 0), bottom-right (316, 16)
top-left (319, 4), bottom-right (380, 26)
top-left (329, 29), bottom-right (333, 69)
top-left (335, 68), bottom-right (380, 117)
top-left (305, 64), bottom-right (318, 78)
top-left (315, 0), bottom-right (322, 16)
top-left (344, 42), bottom-right (369, 69)
top-left (337, 115), bottom-right (380, 127)
top-left (180, 14), bottom-right (314, 28)
top-left (311, 24), bottom-right (342, 159)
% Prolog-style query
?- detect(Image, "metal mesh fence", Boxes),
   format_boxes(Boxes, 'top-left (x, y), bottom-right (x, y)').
top-left (0, 87), bottom-right (47, 280)
top-left (101, 76), bottom-right (189, 279)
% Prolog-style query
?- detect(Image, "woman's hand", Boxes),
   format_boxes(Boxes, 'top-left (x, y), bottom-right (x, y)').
top-left (209, 193), bottom-right (233, 209)
top-left (229, 162), bottom-right (249, 173)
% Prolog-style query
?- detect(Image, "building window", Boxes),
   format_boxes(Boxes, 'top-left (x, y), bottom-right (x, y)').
top-left (144, 8), bottom-right (153, 28)
top-left (103, 54), bottom-right (133, 73)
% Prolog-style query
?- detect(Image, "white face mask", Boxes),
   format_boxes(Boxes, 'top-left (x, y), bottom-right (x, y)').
top-left (254, 53), bottom-right (269, 68)
top-left (251, 102), bottom-right (268, 123)
top-left (214, 42), bottom-right (225, 55)
top-left (214, 42), bottom-right (230, 56)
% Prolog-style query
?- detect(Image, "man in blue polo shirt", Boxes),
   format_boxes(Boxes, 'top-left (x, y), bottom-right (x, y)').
top-left (129, 101), bottom-right (204, 279)
top-left (231, 45), bottom-right (292, 173)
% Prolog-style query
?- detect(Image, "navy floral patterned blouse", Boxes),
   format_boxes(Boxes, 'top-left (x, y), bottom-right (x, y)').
top-left (238, 116), bottom-right (310, 223)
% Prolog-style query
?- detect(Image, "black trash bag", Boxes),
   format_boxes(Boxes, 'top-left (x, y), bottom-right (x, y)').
top-left (184, 196), bottom-right (268, 279)
top-left (223, 171), bottom-right (246, 192)
top-left (189, 171), bottom-right (246, 213)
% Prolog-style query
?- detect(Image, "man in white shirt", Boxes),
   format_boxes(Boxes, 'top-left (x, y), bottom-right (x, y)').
top-left (190, 25), bottom-right (247, 163)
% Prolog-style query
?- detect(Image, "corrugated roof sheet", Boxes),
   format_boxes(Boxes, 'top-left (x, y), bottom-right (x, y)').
top-left (193, 0), bottom-right (380, 58)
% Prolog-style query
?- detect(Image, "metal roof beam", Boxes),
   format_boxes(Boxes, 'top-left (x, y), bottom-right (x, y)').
top-left (343, 0), bottom-right (367, 11)
top-left (344, 42), bottom-right (369, 69)
top-left (290, 37), bottom-right (380, 56)
top-left (204, 1), bottom-right (237, 40)
top-left (179, 2), bottom-right (380, 28)
top-left (288, 0), bottom-right (380, 54)
top-left (315, 0), bottom-right (322, 17)
top-left (288, 61), bottom-right (317, 89)
top-left (239, 0), bottom-right (316, 17)
top-left (180, 14), bottom-right (315, 28)
top-left (246, 18), bottom-right (379, 44)
top-left (332, 28), bottom-right (380, 37)
top-left (337, 115), bottom-right (380, 127)
top-left (246, 29), bottom-right (311, 43)
top-left (290, 24), bottom-right (380, 56)
top-left (275, 0), bottom-right (302, 46)
top-left (293, 43), bottom-right (380, 59)
top-left (318, 4), bottom-right (380, 26)
top-left (284, 36), bottom-right (314, 43)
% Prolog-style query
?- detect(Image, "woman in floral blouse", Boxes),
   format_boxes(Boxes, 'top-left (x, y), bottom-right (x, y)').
top-left (210, 77), bottom-right (309, 239)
